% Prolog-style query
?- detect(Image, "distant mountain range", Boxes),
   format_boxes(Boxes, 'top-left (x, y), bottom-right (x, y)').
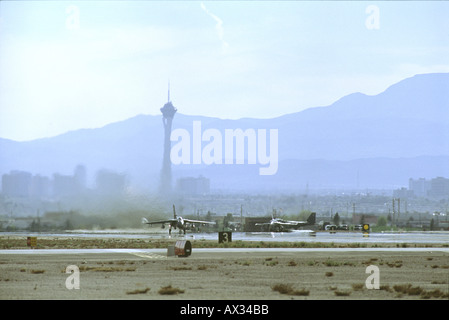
top-left (1, 73), bottom-right (448, 192)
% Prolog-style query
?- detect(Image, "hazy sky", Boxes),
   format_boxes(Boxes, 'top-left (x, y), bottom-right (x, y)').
top-left (1, 1), bottom-right (448, 141)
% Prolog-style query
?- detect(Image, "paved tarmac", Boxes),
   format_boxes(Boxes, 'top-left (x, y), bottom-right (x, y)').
top-left (4, 230), bottom-right (449, 244)
top-left (1, 246), bottom-right (448, 256)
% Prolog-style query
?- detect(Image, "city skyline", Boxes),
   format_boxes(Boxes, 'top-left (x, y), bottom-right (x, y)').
top-left (1, 72), bottom-right (448, 193)
top-left (1, 1), bottom-right (448, 141)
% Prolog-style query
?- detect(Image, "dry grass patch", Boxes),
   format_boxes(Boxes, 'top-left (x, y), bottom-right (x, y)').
top-left (287, 260), bottom-right (297, 267)
top-left (271, 283), bottom-right (309, 296)
top-left (79, 266), bottom-right (136, 272)
top-left (169, 266), bottom-right (192, 271)
top-left (265, 260), bottom-right (278, 267)
top-left (126, 288), bottom-right (150, 295)
top-left (351, 283), bottom-right (364, 291)
top-left (393, 283), bottom-right (449, 299)
top-left (158, 285), bottom-right (185, 295)
top-left (30, 269), bottom-right (45, 274)
top-left (197, 265), bottom-right (217, 270)
top-left (380, 285), bottom-right (393, 292)
top-left (334, 290), bottom-right (351, 296)
top-left (421, 289), bottom-right (446, 299)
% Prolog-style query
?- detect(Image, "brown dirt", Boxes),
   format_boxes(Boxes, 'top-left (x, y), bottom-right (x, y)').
top-left (0, 244), bottom-right (448, 300)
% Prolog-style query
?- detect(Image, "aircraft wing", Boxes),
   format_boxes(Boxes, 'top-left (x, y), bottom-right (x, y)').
top-left (255, 221), bottom-right (294, 226)
top-left (278, 221), bottom-right (298, 226)
top-left (141, 217), bottom-right (177, 225)
top-left (183, 219), bottom-right (215, 225)
top-left (255, 222), bottom-right (271, 226)
top-left (287, 221), bottom-right (306, 227)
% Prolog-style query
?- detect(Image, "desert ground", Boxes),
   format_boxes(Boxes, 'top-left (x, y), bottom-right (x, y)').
top-left (0, 236), bottom-right (448, 301)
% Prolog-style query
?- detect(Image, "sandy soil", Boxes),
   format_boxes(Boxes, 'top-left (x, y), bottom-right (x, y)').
top-left (0, 247), bottom-right (448, 300)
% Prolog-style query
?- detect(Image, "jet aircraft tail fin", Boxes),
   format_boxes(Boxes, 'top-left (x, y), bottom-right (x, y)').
top-left (307, 212), bottom-right (316, 224)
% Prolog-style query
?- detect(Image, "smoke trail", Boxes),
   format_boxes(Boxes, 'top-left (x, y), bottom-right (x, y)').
top-left (200, 2), bottom-right (229, 49)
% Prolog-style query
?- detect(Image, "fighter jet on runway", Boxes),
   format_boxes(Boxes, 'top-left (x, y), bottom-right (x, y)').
top-left (256, 212), bottom-right (316, 232)
top-left (142, 205), bottom-right (215, 235)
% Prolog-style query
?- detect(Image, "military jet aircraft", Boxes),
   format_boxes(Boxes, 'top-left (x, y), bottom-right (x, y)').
top-left (255, 212), bottom-right (316, 232)
top-left (142, 205), bottom-right (215, 235)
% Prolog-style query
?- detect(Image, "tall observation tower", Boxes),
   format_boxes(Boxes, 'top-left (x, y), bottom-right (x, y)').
top-left (159, 83), bottom-right (177, 194)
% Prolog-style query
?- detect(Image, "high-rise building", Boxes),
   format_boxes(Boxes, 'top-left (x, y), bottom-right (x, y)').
top-left (1, 170), bottom-right (32, 197)
top-left (159, 83), bottom-right (177, 194)
top-left (409, 177), bottom-right (449, 198)
top-left (409, 178), bottom-right (431, 197)
top-left (429, 177), bottom-right (449, 198)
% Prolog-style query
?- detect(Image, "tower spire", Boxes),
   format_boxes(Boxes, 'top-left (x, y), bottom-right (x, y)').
top-left (167, 80), bottom-right (170, 102)
top-left (159, 81), bottom-right (177, 195)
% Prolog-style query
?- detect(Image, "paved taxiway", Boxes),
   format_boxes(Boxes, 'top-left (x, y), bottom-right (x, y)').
top-left (2, 247), bottom-right (448, 256)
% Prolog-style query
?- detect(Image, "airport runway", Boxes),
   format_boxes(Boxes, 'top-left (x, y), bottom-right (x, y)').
top-left (5, 229), bottom-right (449, 244)
top-left (1, 246), bottom-right (449, 256)
top-left (1, 230), bottom-right (448, 257)
top-left (199, 230), bottom-right (449, 245)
